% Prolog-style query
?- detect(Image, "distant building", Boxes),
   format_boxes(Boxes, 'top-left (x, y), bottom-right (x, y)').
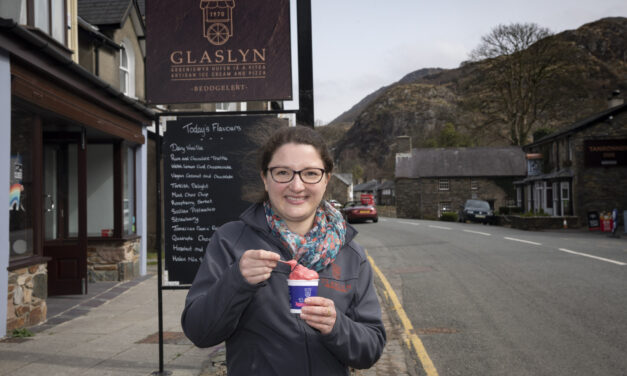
top-left (516, 101), bottom-right (627, 226)
top-left (353, 180), bottom-right (378, 200)
top-left (351, 179), bottom-right (395, 206)
top-left (395, 147), bottom-right (527, 219)
top-left (377, 180), bottom-right (395, 206)
top-left (325, 173), bottom-right (353, 204)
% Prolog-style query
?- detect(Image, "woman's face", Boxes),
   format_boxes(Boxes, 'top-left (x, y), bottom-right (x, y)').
top-left (262, 143), bottom-right (329, 233)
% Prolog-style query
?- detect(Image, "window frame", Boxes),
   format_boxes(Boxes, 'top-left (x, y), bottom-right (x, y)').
top-left (438, 178), bottom-right (450, 191)
top-left (119, 44), bottom-right (130, 96)
top-left (8, 102), bottom-right (48, 271)
top-left (438, 201), bottom-right (452, 217)
top-left (27, 0), bottom-right (67, 46)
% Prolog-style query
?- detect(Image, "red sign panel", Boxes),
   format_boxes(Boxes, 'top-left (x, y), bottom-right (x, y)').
top-left (146, 0), bottom-right (292, 104)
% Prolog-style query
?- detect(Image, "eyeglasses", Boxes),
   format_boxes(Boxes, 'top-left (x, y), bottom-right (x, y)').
top-left (267, 167), bottom-right (326, 184)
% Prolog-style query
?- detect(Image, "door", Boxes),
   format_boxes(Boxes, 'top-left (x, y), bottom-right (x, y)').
top-left (43, 130), bottom-right (87, 295)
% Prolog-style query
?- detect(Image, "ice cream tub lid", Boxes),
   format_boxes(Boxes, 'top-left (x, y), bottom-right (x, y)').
top-left (287, 279), bottom-right (319, 286)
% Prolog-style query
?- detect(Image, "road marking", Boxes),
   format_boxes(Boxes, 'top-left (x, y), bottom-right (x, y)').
top-left (558, 248), bottom-right (627, 266)
top-left (428, 225), bottom-right (451, 230)
top-left (463, 229), bottom-right (491, 236)
top-left (367, 255), bottom-right (439, 376)
top-left (399, 221), bottom-right (421, 226)
top-left (504, 237), bottom-right (542, 246)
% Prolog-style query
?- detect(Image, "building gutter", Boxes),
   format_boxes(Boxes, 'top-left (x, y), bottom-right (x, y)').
top-left (0, 17), bottom-right (156, 120)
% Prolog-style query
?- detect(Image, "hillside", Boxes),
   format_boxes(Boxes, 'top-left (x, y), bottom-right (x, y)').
top-left (321, 17), bottom-right (627, 182)
top-left (328, 68), bottom-right (445, 125)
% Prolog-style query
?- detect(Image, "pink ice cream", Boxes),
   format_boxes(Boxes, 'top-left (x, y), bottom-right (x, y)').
top-left (286, 260), bottom-right (319, 280)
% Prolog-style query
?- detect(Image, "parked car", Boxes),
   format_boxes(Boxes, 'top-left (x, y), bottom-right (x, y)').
top-left (459, 199), bottom-right (495, 224)
top-left (327, 199), bottom-right (343, 210)
top-left (342, 201), bottom-right (378, 223)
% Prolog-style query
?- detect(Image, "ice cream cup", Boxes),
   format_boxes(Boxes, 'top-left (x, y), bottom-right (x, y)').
top-left (287, 279), bottom-right (319, 314)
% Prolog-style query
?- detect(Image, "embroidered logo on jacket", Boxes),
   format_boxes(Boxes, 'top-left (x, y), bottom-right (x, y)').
top-left (321, 278), bottom-right (351, 293)
top-left (331, 263), bottom-right (342, 280)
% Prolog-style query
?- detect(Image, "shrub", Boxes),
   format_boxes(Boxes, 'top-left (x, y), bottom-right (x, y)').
top-left (12, 328), bottom-right (34, 338)
top-left (521, 210), bottom-right (550, 217)
top-left (440, 212), bottom-right (458, 222)
top-left (499, 206), bottom-right (523, 215)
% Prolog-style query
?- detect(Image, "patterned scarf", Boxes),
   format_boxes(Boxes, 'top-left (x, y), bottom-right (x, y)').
top-left (264, 200), bottom-right (346, 272)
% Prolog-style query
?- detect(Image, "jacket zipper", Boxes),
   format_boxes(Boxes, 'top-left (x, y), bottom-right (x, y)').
top-left (260, 230), bottom-right (313, 375)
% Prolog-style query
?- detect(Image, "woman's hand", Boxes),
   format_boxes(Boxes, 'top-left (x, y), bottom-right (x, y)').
top-left (300, 297), bottom-right (336, 335)
top-left (239, 250), bottom-right (280, 285)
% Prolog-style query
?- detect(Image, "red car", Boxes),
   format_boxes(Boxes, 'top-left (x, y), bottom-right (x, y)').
top-left (342, 201), bottom-right (378, 223)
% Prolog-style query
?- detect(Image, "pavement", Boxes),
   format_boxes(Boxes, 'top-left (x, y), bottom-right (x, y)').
top-left (0, 264), bottom-right (413, 376)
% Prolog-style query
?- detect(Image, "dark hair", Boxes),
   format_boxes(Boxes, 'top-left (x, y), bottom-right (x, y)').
top-left (259, 125), bottom-right (334, 174)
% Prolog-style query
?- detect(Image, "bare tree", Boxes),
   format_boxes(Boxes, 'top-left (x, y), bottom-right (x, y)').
top-left (466, 23), bottom-right (574, 145)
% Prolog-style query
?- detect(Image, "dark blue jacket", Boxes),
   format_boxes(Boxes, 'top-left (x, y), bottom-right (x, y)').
top-left (181, 203), bottom-right (386, 375)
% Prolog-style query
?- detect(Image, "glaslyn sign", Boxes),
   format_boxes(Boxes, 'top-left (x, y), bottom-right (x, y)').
top-left (146, 0), bottom-right (292, 104)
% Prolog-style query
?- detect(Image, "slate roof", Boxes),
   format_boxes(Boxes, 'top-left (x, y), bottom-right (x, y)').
top-left (136, 0), bottom-right (145, 17)
top-left (524, 103), bottom-right (627, 149)
top-left (333, 173), bottom-right (353, 186)
top-left (78, 0), bottom-right (134, 27)
top-left (513, 168), bottom-right (574, 184)
top-left (354, 180), bottom-right (379, 192)
top-left (395, 147), bottom-right (527, 178)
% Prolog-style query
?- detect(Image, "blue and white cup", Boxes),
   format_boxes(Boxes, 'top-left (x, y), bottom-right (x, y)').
top-left (287, 279), bottom-right (319, 314)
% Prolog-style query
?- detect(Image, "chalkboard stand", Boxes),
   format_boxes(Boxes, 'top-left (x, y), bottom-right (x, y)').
top-left (152, 119), bottom-right (191, 376)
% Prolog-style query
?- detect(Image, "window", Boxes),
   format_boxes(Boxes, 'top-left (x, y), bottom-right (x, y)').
top-left (216, 102), bottom-right (237, 111)
top-left (31, 0), bottom-right (66, 45)
top-left (87, 145), bottom-right (114, 237)
top-left (9, 109), bottom-right (35, 260)
top-left (120, 45), bottom-right (130, 95)
top-left (516, 187), bottom-right (522, 208)
top-left (471, 179), bottom-right (478, 190)
top-left (123, 145), bottom-right (136, 235)
top-left (545, 182), bottom-right (553, 209)
top-left (567, 137), bottom-right (573, 162)
top-left (119, 40), bottom-right (136, 97)
top-left (438, 179), bottom-right (449, 191)
top-left (560, 181), bottom-right (571, 215)
top-left (438, 202), bottom-right (452, 217)
top-left (552, 182), bottom-right (560, 216)
top-left (534, 182), bottom-right (544, 212)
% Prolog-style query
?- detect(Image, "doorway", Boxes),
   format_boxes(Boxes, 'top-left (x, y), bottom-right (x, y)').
top-left (43, 127), bottom-right (87, 295)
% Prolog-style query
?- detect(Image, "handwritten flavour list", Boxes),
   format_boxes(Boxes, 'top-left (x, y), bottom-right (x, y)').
top-left (164, 116), bottom-right (268, 284)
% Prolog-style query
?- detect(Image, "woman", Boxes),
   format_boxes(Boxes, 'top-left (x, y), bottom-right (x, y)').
top-left (181, 126), bottom-right (386, 375)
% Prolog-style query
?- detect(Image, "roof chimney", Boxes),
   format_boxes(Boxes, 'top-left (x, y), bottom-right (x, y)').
top-left (396, 136), bottom-right (412, 154)
top-left (608, 90), bottom-right (624, 109)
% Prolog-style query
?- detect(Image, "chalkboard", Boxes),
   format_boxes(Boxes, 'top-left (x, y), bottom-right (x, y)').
top-left (163, 115), bottom-right (285, 284)
top-left (587, 211), bottom-right (600, 230)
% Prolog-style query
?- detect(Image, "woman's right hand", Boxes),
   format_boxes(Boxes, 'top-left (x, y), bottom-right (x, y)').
top-left (239, 250), bottom-right (280, 285)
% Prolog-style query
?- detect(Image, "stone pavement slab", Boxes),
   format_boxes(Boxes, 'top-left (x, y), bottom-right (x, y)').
top-left (1, 264), bottom-right (416, 376)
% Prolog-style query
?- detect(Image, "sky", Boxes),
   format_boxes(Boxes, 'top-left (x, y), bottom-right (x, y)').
top-left (285, 0), bottom-right (627, 125)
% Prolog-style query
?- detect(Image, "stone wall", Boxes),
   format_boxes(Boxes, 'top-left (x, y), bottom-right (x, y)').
top-left (376, 205), bottom-right (397, 218)
top-left (509, 216), bottom-right (580, 231)
top-left (6, 264), bottom-right (47, 331)
top-left (87, 238), bottom-right (140, 282)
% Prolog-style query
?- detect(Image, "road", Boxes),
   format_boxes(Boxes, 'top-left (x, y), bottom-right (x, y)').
top-left (356, 217), bottom-right (627, 376)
